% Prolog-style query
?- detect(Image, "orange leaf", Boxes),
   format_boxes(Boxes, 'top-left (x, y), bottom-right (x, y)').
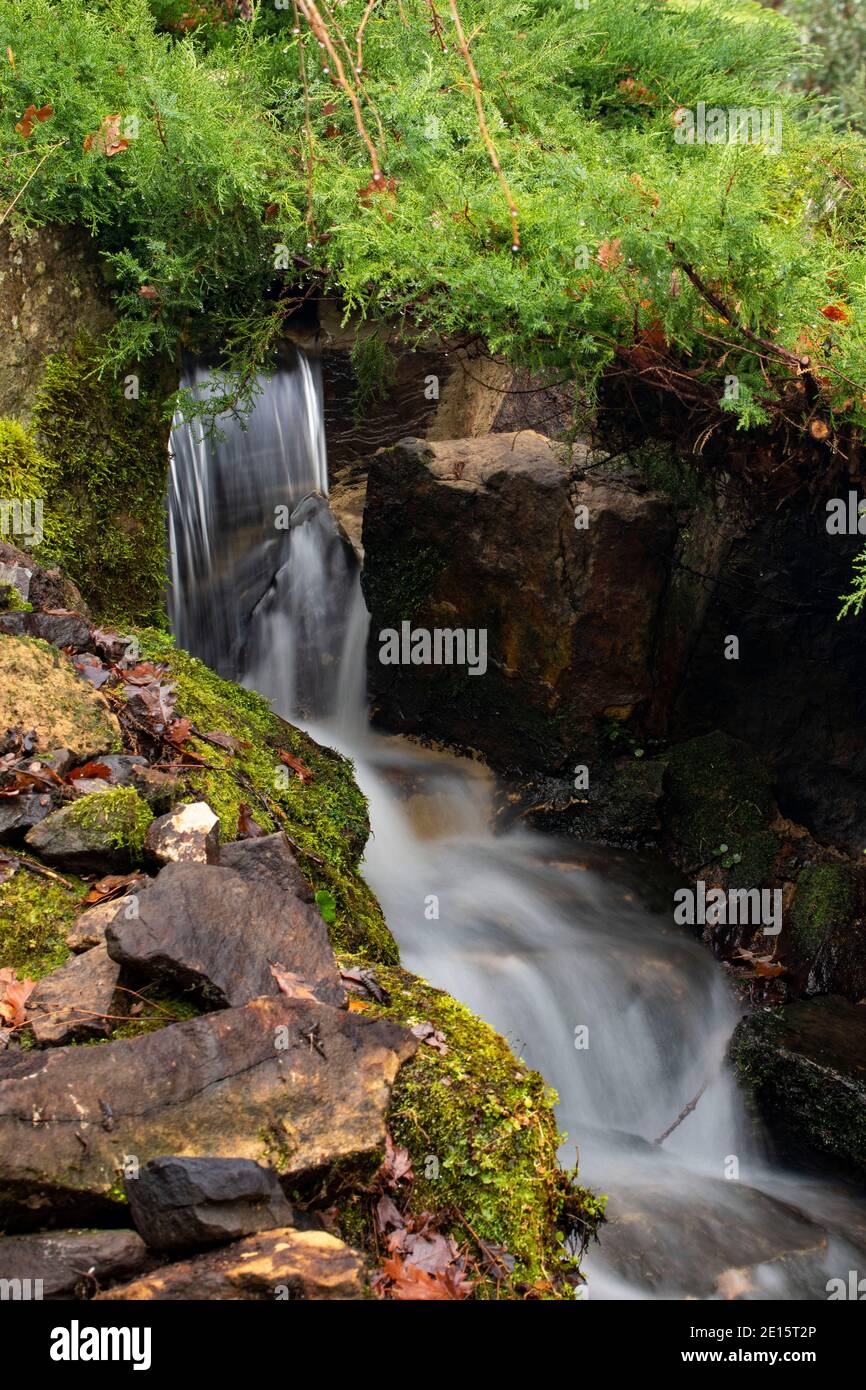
top-left (819, 303), bottom-right (849, 323)
top-left (277, 749), bottom-right (314, 784)
top-left (83, 114), bottom-right (129, 157)
top-left (15, 103), bottom-right (53, 138)
top-left (0, 967), bottom-right (34, 1028)
top-left (597, 237), bottom-right (624, 271)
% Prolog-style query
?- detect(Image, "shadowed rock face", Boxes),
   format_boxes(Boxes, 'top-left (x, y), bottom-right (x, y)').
top-left (362, 434), bottom-right (680, 772)
top-left (0, 996), bottom-right (418, 1230)
top-left (97, 1227), bottom-right (366, 1300)
top-left (0, 1229), bottom-right (151, 1300)
top-left (26, 945), bottom-right (121, 1046)
top-left (105, 860), bottom-right (346, 1009)
top-left (125, 1156), bottom-right (295, 1251)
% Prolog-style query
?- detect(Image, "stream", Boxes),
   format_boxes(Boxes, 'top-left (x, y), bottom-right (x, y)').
top-left (168, 350), bottom-right (866, 1300)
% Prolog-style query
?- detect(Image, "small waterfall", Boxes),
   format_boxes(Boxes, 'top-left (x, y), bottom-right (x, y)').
top-left (168, 352), bottom-right (866, 1300)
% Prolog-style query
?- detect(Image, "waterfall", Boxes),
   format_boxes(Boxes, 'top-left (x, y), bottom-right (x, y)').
top-left (168, 351), bottom-right (866, 1300)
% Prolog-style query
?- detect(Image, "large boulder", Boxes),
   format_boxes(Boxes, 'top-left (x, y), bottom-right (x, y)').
top-left (0, 995), bottom-right (417, 1229)
top-left (105, 860), bottom-right (346, 1009)
top-left (730, 998), bottom-right (866, 1177)
top-left (361, 434), bottom-right (679, 771)
top-left (0, 636), bottom-right (120, 763)
top-left (124, 1156), bottom-right (294, 1251)
top-left (97, 1227), bottom-right (365, 1300)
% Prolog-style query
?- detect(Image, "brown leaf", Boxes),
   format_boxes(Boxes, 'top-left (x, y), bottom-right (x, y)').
top-left (83, 871), bottom-right (146, 905)
top-left (597, 237), bottom-right (624, 271)
top-left (205, 730), bottom-right (244, 754)
top-left (0, 967), bottom-right (34, 1028)
top-left (379, 1254), bottom-right (473, 1301)
top-left (67, 761), bottom-right (112, 784)
top-left (410, 1020), bottom-right (449, 1055)
top-left (237, 802), bottom-right (266, 839)
top-left (381, 1131), bottom-right (413, 1188)
top-left (15, 103), bottom-right (53, 138)
top-left (166, 717), bottom-right (193, 749)
top-left (268, 963), bottom-right (318, 1002)
top-left (83, 114), bottom-right (129, 157)
top-left (819, 303), bottom-right (849, 323)
top-left (276, 749), bottom-right (315, 784)
top-left (138, 285), bottom-right (160, 300)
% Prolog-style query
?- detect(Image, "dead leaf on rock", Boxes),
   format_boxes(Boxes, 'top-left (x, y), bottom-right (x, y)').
top-left (268, 963), bottom-right (319, 1003)
top-left (0, 967), bottom-right (34, 1027)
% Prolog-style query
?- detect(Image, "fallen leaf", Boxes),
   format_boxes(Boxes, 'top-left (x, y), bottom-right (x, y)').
top-left (15, 103), bottom-right (52, 138)
top-left (0, 967), bottom-right (34, 1027)
top-left (597, 237), bottom-right (624, 271)
top-left (204, 730), bottom-right (244, 754)
top-left (277, 749), bottom-right (314, 784)
top-left (67, 761), bottom-right (112, 784)
top-left (819, 303), bottom-right (849, 323)
top-left (381, 1131), bottom-right (413, 1188)
top-left (268, 963), bottom-right (318, 1002)
top-left (83, 114), bottom-right (129, 157)
top-left (237, 802), bottom-right (265, 839)
top-left (339, 965), bottom-right (390, 1005)
top-left (410, 1020), bottom-right (449, 1055)
top-left (83, 871), bottom-right (146, 905)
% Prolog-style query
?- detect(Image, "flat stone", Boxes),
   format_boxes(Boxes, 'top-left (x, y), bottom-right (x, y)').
top-left (144, 802), bottom-right (220, 866)
top-left (0, 636), bottom-right (120, 763)
top-left (0, 996), bottom-right (417, 1228)
top-left (125, 1156), bottom-right (294, 1250)
top-left (105, 861), bottom-right (345, 1009)
top-left (0, 791), bottom-right (55, 841)
top-left (66, 899), bottom-right (124, 953)
top-left (0, 1228), bottom-right (150, 1299)
top-left (25, 789), bottom-right (152, 873)
top-left (219, 831), bottom-right (315, 902)
top-left (26, 945), bottom-right (122, 1046)
top-left (97, 1227), bottom-right (365, 1300)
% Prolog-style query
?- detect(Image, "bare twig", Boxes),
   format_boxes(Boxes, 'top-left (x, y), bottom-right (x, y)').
top-left (0, 140), bottom-right (64, 226)
top-left (654, 1081), bottom-right (707, 1145)
top-left (297, 0), bottom-right (383, 182)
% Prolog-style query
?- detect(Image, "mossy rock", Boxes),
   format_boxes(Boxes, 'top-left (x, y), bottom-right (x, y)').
top-left (0, 634), bottom-right (121, 761)
top-left (0, 866), bottom-right (87, 979)
top-left (25, 787), bottom-right (153, 873)
top-left (790, 865), bottom-right (859, 958)
top-left (334, 956), bottom-right (602, 1294)
top-left (133, 630), bottom-right (399, 965)
top-left (730, 998), bottom-right (866, 1178)
top-left (0, 335), bottom-right (172, 628)
top-left (664, 731), bottom-right (778, 887)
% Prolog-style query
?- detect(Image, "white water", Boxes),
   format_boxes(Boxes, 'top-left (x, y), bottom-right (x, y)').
top-left (169, 357), bottom-right (866, 1300)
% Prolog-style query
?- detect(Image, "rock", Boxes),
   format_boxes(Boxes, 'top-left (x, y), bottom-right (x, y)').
top-left (0, 636), bottom-right (120, 762)
top-left (0, 539), bottom-right (87, 615)
top-left (730, 998), bottom-right (866, 1178)
top-left (500, 757), bottom-right (666, 848)
top-left (125, 1156), bottom-right (294, 1250)
top-left (0, 995), bottom-right (417, 1228)
top-left (105, 860), bottom-right (345, 1009)
top-left (0, 1229), bottom-right (150, 1299)
top-left (25, 787), bottom-right (152, 873)
top-left (144, 802), bottom-right (220, 866)
top-left (788, 865), bottom-right (866, 998)
top-left (26, 945), bottom-right (122, 1045)
top-left (66, 899), bottom-right (124, 953)
top-left (361, 434), bottom-right (679, 771)
top-left (0, 560), bottom-right (31, 604)
top-left (24, 609), bottom-right (91, 651)
top-left (0, 791), bottom-right (56, 841)
top-left (219, 831), bottom-right (314, 902)
top-left (86, 754), bottom-right (148, 786)
top-left (0, 612), bottom-right (26, 636)
top-left (97, 1227), bottom-right (365, 1300)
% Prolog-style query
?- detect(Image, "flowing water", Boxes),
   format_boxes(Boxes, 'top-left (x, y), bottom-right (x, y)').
top-left (168, 353), bottom-right (866, 1300)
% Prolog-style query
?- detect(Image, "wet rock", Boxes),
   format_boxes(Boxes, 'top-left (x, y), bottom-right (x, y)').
top-left (125, 1156), bottom-right (294, 1251)
top-left (730, 998), bottom-right (866, 1178)
top-left (66, 899), bottom-right (124, 953)
top-left (788, 865), bottom-right (866, 998)
top-left (26, 945), bottom-right (122, 1046)
top-left (500, 757), bottom-right (666, 848)
top-left (24, 609), bottom-right (91, 651)
top-left (0, 612), bottom-right (26, 636)
top-left (105, 860), bottom-right (345, 1009)
top-left (97, 1227), bottom-right (365, 1300)
top-left (0, 791), bottom-right (56, 841)
top-left (0, 1228), bottom-right (150, 1299)
top-left (362, 433), bottom-right (679, 771)
top-left (0, 636), bottom-right (120, 763)
top-left (597, 1160), bottom-right (827, 1297)
top-left (144, 802), bottom-right (220, 866)
top-left (25, 788), bottom-right (151, 873)
top-left (219, 831), bottom-right (314, 902)
top-left (0, 560), bottom-right (31, 604)
top-left (0, 539), bottom-right (86, 615)
top-left (0, 995), bottom-right (417, 1228)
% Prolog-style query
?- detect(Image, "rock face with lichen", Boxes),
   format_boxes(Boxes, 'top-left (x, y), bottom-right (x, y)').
top-left (0, 635), bottom-right (120, 762)
top-left (362, 433), bottom-right (683, 771)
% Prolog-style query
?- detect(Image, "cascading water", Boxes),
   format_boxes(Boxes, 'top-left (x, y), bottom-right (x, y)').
top-left (168, 352), bottom-right (866, 1300)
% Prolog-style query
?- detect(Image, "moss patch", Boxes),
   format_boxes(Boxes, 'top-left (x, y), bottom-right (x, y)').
top-left (335, 955), bottom-right (602, 1293)
top-left (62, 788), bottom-right (153, 861)
top-left (664, 730), bottom-right (778, 887)
top-left (791, 865), bottom-right (858, 958)
top-left (0, 865), bottom-right (87, 979)
top-left (134, 629), bottom-right (399, 964)
top-left (0, 335), bottom-right (171, 628)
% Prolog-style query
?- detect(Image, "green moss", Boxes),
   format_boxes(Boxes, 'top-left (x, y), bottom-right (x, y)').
top-left (664, 731), bottom-right (778, 886)
top-left (791, 865), bottom-right (858, 957)
top-left (109, 981), bottom-right (202, 1039)
top-left (133, 629), bottom-right (399, 964)
top-left (65, 788), bottom-right (153, 861)
top-left (0, 583), bottom-right (32, 613)
top-left (0, 865), bottom-right (87, 978)
top-left (335, 955), bottom-right (602, 1294)
top-left (0, 335), bottom-right (171, 627)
